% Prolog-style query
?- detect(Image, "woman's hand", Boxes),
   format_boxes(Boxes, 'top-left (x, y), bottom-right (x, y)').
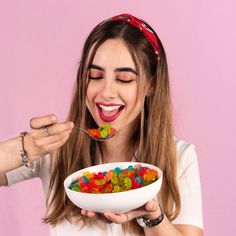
top-left (24, 114), bottom-right (74, 160)
top-left (81, 198), bottom-right (161, 224)
top-left (81, 209), bottom-right (113, 224)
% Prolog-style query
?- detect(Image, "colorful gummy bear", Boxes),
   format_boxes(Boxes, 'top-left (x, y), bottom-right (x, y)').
top-left (68, 165), bottom-right (159, 194)
top-left (87, 124), bottom-right (116, 139)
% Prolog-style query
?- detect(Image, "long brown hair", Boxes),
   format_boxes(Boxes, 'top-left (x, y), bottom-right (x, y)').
top-left (43, 17), bottom-right (180, 235)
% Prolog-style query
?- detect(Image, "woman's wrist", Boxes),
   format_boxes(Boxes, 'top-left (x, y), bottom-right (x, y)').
top-left (23, 133), bottom-right (42, 160)
top-left (19, 132), bottom-right (36, 173)
top-left (136, 204), bottom-right (164, 228)
top-left (23, 133), bottom-right (34, 159)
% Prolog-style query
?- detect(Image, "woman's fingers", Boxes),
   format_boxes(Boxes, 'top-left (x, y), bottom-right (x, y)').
top-left (103, 199), bottom-right (160, 224)
top-left (34, 129), bottom-right (72, 145)
top-left (41, 134), bottom-right (70, 154)
top-left (47, 121), bottom-right (74, 135)
top-left (82, 210), bottom-right (98, 219)
top-left (25, 132), bottom-right (71, 157)
top-left (145, 199), bottom-right (158, 212)
top-left (81, 210), bottom-right (112, 224)
top-left (104, 212), bottom-right (129, 224)
top-left (81, 200), bottom-right (159, 225)
top-left (144, 199), bottom-right (163, 219)
top-left (30, 114), bottom-right (57, 130)
top-left (24, 114), bottom-right (74, 157)
top-left (103, 210), bottom-right (144, 224)
top-left (31, 129), bottom-right (72, 152)
top-left (81, 199), bottom-right (160, 225)
top-left (86, 211), bottom-right (97, 218)
top-left (31, 121), bottom-right (74, 138)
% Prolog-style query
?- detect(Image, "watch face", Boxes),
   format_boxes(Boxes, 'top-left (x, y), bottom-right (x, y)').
top-left (136, 217), bottom-right (147, 228)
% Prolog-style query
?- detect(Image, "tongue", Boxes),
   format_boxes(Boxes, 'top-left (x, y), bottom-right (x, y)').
top-left (101, 109), bottom-right (119, 117)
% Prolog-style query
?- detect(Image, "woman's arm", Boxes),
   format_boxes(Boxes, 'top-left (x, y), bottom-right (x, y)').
top-left (0, 136), bottom-right (25, 185)
top-left (84, 202), bottom-right (204, 235)
top-left (142, 203), bottom-right (203, 236)
top-left (144, 219), bottom-right (203, 236)
top-left (82, 199), bottom-right (203, 236)
top-left (0, 114), bottom-right (73, 186)
top-left (174, 224), bottom-right (203, 236)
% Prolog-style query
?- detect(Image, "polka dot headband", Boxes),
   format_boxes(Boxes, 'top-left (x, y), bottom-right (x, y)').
top-left (111, 13), bottom-right (160, 60)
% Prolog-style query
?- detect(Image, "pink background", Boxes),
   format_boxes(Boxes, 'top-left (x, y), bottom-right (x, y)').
top-left (0, 1), bottom-right (235, 235)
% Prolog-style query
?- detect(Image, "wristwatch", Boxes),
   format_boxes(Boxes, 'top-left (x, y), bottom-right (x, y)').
top-left (136, 210), bottom-right (164, 228)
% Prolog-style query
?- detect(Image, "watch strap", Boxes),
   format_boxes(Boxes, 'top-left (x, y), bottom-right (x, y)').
top-left (136, 206), bottom-right (164, 228)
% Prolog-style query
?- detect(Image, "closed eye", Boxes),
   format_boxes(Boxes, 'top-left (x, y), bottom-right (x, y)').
top-left (116, 79), bottom-right (134, 83)
top-left (88, 76), bottom-right (103, 80)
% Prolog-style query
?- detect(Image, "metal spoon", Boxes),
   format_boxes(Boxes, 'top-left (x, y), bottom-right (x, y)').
top-left (73, 127), bottom-right (115, 141)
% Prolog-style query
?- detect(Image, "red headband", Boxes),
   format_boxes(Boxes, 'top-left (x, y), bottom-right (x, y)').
top-left (111, 13), bottom-right (160, 60)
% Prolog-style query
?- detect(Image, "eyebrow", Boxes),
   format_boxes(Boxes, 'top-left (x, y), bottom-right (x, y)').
top-left (88, 64), bottom-right (138, 75)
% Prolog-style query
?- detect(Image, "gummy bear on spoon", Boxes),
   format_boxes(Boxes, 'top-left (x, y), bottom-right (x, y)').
top-left (74, 124), bottom-right (116, 141)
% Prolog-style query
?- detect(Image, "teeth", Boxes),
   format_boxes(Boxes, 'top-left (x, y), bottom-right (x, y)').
top-left (99, 104), bottom-right (121, 111)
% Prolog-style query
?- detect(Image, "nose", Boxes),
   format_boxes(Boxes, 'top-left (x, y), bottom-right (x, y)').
top-left (100, 78), bottom-right (117, 99)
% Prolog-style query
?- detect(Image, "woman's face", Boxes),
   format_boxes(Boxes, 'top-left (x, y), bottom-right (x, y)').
top-left (86, 39), bottom-right (149, 132)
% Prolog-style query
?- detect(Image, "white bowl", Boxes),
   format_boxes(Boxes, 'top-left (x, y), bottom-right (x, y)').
top-left (64, 162), bottom-right (162, 213)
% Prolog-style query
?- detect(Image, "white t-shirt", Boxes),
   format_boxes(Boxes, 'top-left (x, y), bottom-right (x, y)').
top-left (6, 139), bottom-right (203, 235)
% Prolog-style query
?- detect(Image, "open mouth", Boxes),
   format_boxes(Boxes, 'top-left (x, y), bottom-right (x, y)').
top-left (96, 102), bottom-right (125, 122)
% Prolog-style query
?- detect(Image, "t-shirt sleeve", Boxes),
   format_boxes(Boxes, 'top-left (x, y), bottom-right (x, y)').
top-left (172, 141), bottom-right (203, 229)
top-left (5, 160), bottom-right (40, 186)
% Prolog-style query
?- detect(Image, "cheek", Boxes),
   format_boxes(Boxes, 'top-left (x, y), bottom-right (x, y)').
top-left (86, 80), bottom-right (104, 99)
top-left (124, 86), bottom-right (145, 108)
top-left (86, 85), bottom-right (96, 112)
top-left (85, 97), bottom-right (91, 115)
top-left (120, 86), bottom-right (138, 105)
top-left (86, 83), bottom-right (97, 102)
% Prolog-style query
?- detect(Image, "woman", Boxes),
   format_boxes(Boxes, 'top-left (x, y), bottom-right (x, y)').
top-left (0, 13), bottom-right (203, 235)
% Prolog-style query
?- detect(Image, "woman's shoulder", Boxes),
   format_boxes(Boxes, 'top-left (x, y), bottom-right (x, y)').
top-left (174, 137), bottom-right (198, 167)
top-left (174, 137), bottom-right (201, 184)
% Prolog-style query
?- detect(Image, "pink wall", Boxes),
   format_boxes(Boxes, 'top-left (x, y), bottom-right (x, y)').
top-left (0, 1), bottom-right (235, 235)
